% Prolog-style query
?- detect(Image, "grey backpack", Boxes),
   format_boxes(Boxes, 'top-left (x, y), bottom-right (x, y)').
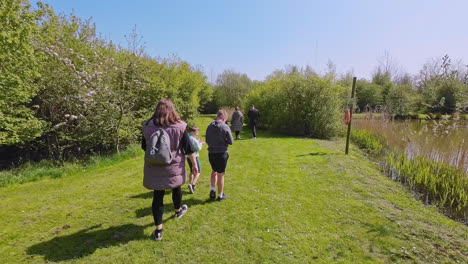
top-left (145, 128), bottom-right (173, 165)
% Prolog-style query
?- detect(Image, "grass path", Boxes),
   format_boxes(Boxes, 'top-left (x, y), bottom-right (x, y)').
top-left (1, 115), bottom-right (467, 263)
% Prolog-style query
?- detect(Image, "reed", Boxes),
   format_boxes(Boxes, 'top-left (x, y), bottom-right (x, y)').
top-left (350, 129), bottom-right (385, 154)
top-left (353, 116), bottom-right (468, 173)
top-left (384, 152), bottom-right (468, 221)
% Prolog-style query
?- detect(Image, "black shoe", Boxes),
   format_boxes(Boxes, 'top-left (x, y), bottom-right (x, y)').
top-left (210, 190), bottom-right (216, 200)
top-left (175, 204), bottom-right (188, 218)
top-left (217, 194), bottom-right (228, 201)
top-left (152, 229), bottom-right (163, 241)
top-left (188, 184), bottom-right (194, 194)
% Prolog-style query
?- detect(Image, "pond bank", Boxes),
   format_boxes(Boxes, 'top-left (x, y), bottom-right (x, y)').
top-left (1, 115), bottom-right (467, 263)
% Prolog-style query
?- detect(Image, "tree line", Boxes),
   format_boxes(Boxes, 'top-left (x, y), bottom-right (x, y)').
top-left (1, 0), bottom-right (212, 167)
top-left (2, 1), bottom-right (467, 168)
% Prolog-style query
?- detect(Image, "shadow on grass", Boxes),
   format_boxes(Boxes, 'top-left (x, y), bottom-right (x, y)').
top-left (135, 196), bottom-right (211, 218)
top-left (27, 223), bottom-right (153, 262)
top-left (296, 152), bottom-right (327, 157)
top-left (130, 192), bottom-right (153, 199)
top-left (130, 189), bottom-right (203, 199)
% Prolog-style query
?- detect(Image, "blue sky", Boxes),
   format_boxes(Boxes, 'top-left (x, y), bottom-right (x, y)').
top-left (35, 0), bottom-right (468, 81)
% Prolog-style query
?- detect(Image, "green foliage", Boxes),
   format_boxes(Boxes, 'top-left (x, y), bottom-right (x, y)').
top-left (384, 152), bottom-right (468, 219)
top-left (351, 127), bottom-right (467, 221)
top-left (385, 84), bottom-right (417, 115)
top-left (245, 68), bottom-right (346, 139)
top-left (215, 70), bottom-right (253, 107)
top-left (0, 0), bottom-right (46, 145)
top-left (198, 83), bottom-right (218, 114)
top-left (0, 159), bottom-right (63, 187)
top-left (0, 4), bottom-right (209, 162)
top-left (355, 80), bottom-right (383, 111)
top-left (418, 55), bottom-right (468, 114)
top-left (0, 144), bottom-right (140, 187)
top-left (1, 115), bottom-right (467, 263)
top-left (371, 70), bottom-right (393, 103)
top-left (350, 129), bottom-right (385, 154)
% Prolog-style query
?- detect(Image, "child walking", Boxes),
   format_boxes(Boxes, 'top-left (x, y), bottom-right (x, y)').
top-left (187, 126), bottom-right (204, 193)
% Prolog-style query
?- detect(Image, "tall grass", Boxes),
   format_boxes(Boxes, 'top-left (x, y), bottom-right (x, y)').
top-left (0, 144), bottom-right (141, 187)
top-left (350, 128), bottom-right (468, 222)
top-left (350, 129), bottom-right (385, 154)
top-left (384, 152), bottom-right (467, 221)
top-left (353, 116), bottom-right (468, 173)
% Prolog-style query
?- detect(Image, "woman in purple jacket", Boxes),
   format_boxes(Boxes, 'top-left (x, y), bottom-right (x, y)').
top-left (141, 98), bottom-right (198, 241)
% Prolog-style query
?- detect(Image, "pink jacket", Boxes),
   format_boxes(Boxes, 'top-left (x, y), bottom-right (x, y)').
top-left (143, 120), bottom-right (187, 190)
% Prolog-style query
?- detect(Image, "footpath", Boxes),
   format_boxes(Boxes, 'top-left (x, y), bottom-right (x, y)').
top-left (0, 115), bottom-right (466, 263)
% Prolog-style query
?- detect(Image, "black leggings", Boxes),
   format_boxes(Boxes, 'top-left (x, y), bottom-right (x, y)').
top-left (235, 131), bottom-right (240, 138)
top-left (250, 123), bottom-right (257, 138)
top-left (152, 186), bottom-right (182, 226)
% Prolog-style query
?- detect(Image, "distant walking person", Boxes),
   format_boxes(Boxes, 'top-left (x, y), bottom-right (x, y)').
top-left (142, 99), bottom-right (198, 241)
top-left (231, 107), bottom-right (243, 140)
top-left (206, 110), bottom-right (234, 201)
top-left (248, 105), bottom-right (260, 139)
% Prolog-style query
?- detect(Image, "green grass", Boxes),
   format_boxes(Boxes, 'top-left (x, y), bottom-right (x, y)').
top-left (1, 115), bottom-right (467, 263)
top-left (350, 129), bottom-right (385, 154)
top-left (385, 152), bottom-right (468, 220)
top-left (0, 145), bottom-right (141, 187)
top-left (350, 128), bottom-right (468, 221)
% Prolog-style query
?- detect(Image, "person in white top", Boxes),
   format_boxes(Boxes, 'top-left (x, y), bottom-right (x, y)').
top-left (187, 125), bottom-right (204, 193)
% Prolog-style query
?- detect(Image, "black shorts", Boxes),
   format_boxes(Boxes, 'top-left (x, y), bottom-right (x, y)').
top-left (208, 152), bottom-right (229, 173)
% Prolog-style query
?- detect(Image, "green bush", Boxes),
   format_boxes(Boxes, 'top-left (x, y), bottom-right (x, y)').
top-left (0, 4), bottom-right (210, 164)
top-left (244, 70), bottom-right (346, 139)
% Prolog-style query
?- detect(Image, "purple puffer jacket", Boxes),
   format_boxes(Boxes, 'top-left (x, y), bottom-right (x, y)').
top-left (143, 120), bottom-right (187, 190)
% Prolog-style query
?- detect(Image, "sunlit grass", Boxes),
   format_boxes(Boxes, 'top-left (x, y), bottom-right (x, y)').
top-left (0, 145), bottom-right (141, 187)
top-left (0, 115), bottom-right (466, 263)
top-left (385, 152), bottom-right (468, 221)
top-left (350, 127), bottom-right (468, 222)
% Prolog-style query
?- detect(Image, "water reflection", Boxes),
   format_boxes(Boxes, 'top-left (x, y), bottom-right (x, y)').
top-left (353, 118), bottom-right (468, 173)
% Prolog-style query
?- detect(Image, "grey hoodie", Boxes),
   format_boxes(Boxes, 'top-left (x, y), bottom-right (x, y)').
top-left (206, 120), bottom-right (234, 153)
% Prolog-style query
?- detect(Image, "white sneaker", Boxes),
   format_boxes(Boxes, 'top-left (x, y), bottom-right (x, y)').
top-left (175, 205), bottom-right (188, 218)
top-left (152, 229), bottom-right (163, 241)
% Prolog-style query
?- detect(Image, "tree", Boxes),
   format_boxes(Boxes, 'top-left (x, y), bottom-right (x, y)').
top-left (215, 70), bottom-right (253, 107)
top-left (385, 84), bottom-right (415, 115)
top-left (244, 67), bottom-right (346, 139)
top-left (375, 50), bottom-right (401, 82)
top-left (355, 80), bottom-right (383, 112)
top-left (0, 0), bottom-right (45, 145)
top-left (417, 55), bottom-right (468, 114)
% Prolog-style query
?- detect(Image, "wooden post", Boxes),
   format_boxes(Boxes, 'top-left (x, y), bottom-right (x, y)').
top-left (345, 77), bottom-right (357, 154)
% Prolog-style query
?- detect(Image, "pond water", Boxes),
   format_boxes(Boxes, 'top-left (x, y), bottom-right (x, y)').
top-left (352, 117), bottom-right (468, 173)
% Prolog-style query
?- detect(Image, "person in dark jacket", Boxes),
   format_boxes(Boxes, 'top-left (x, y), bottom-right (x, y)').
top-left (206, 110), bottom-right (234, 201)
top-left (230, 106), bottom-right (243, 140)
top-left (247, 105), bottom-right (260, 139)
top-left (141, 98), bottom-right (198, 241)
